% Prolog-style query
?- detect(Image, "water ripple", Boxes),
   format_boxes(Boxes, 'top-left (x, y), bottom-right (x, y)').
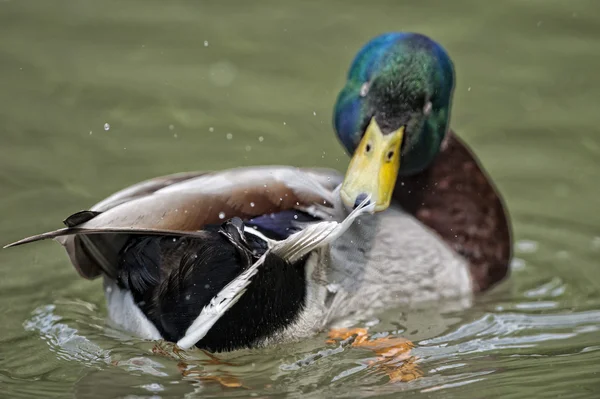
top-left (23, 304), bottom-right (111, 367)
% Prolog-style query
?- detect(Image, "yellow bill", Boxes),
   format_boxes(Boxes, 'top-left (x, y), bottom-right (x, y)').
top-left (341, 118), bottom-right (404, 212)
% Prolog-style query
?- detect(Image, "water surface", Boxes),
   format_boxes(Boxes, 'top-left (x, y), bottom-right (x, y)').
top-left (1, 1), bottom-right (599, 397)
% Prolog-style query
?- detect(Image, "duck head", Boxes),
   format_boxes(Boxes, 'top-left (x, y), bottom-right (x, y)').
top-left (334, 33), bottom-right (455, 211)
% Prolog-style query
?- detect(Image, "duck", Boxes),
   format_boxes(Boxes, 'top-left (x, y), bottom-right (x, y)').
top-left (4, 32), bottom-right (512, 353)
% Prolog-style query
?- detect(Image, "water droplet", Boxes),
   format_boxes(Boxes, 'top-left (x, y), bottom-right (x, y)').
top-left (511, 257), bottom-right (526, 270)
top-left (173, 133), bottom-right (178, 138)
top-left (245, 145), bottom-right (252, 151)
top-left (250, 202), bottom-right (255, 207)
top-left (467, 87), bottom-right (472, 92)
top-left (209, 127), bottom-right (214, 132)
top-left (104, 123), bottom-right (110, 131)
top-left (89, 131), bottom-right (93, 135)
top-left (313, 111), bottom-right (317, 116)
top-left (516, 240), bottom-right (538, 254)
top-left (204, 40), bottom-right (209, 47)
top-left (293, 214), bottom-right (298, 220)
top-left (185, 294), bottom-right (191, 300)
top-left (172, 238), bottom-right (177, 242)
top-left (360, 82), bottom-right (370, 97)
top-left (283, 121), bottom-right (286, 125)
top-left (204, 284), bottom-right (210, 289)
top-left (226, 133), bottom-right (233, 140)
top-left (258, 136), bottom-right (264, 142)
top-left (218, 211), bottom-right (226, 219)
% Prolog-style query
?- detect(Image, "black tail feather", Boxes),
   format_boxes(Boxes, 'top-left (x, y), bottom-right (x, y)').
top-left (3, 227), bottom-right (212, 249)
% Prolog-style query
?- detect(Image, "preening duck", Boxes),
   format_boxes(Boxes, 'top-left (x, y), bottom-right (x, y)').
top-left (5, 32), bottom-right (512, 352)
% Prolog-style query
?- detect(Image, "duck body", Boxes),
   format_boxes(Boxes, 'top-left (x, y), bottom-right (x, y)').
top-left (5, 32), bottom-right (512, 352)
top-left (92, 166), bottom-right (474, 351)
top-left (7, 167), bottom-right (367, 351)
top-left (326, 205), bottom-right (473, 320)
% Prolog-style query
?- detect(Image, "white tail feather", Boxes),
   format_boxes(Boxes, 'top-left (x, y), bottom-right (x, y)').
top-left (176, 253), bottom-right (268, 349)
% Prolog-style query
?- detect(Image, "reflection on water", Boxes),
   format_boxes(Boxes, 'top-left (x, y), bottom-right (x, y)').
top-left (1, 0), bottom-right (600, 398)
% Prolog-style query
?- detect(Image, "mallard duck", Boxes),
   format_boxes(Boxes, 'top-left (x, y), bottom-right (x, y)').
top-left (5, 32), bottom-right (511, 352)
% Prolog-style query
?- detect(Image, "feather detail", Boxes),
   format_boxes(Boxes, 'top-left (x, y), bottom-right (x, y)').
top-left (175, 196), bottom-right (373, 349)
top-left (271, 195), bottom-right (373, 263)
top-left (175, 252), bottom-right (268, 350)
top-left (3, 166), bottom-right (343, 281)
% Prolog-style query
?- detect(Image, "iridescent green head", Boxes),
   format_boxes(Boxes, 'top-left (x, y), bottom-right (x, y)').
top-left (334, 33), bottom-right (455, 211)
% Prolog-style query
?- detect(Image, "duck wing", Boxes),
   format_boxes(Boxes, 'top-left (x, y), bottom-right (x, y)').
top-left (4, 166), bottom-right (344, 280)
top-left (176, 197), bottom-right (374, 349)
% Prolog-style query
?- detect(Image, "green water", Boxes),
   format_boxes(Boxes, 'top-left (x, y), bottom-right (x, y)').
top-left (1, 0), bottom-right (599, 397)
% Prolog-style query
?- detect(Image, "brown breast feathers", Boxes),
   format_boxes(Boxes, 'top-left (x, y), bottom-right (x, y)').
top-left (394, 131), bottom-right (512, 292)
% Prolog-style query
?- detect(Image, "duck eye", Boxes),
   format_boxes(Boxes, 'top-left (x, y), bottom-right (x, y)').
top-left (365, 143), bottom-right (372, 153)
top-left (386, 151), bottom-right (394, 161)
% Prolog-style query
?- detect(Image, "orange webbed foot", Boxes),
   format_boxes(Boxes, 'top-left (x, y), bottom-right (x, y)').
top-left (326, 327), bottom-right (369, 344)
top-left (327, 327), bottom-right (422, 383)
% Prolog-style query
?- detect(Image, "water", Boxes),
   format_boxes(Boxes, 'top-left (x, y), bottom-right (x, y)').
top-left (1, 0), bottom-right (599, 397)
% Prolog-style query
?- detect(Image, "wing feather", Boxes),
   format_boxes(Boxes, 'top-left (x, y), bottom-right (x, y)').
top-left (4, 166), bottom-right (344, 280)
